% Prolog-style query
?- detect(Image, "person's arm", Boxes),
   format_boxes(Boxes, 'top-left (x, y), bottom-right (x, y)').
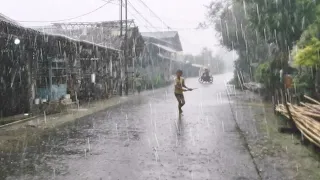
top-left (182, 79), bottom-right (192, 91)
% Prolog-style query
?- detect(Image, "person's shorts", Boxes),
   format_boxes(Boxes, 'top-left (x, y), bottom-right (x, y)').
top-left (174, 93), bottom-right (184, 102)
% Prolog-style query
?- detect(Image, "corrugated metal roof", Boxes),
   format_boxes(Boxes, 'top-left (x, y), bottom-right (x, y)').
top-left (30, 24), bottom-right (141, 50)
top-left (142, 32), bottom-right (183, 52)
top-left (191, 64), bottom-right (205, 68)
top-left (141, 31), bottom-right (178, 39)
top-left (0, 13), bottom-right (20, 26)
top-left (0, 14), bottom-right (122, 53)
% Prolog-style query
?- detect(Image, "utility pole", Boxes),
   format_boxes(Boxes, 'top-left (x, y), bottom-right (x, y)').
top-left (120, 0), bottom-right (123, 36)
top-left (124, 0), bottom-right (129, 95)
top-left (119, 0), bottom-right (123, 96)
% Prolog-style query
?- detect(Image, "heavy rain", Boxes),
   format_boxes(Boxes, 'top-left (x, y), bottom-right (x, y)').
top-left (0, 0), bottom-right (320, 179)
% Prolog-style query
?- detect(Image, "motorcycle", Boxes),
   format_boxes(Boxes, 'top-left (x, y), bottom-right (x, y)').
top-left (198, 74), bottom-right (213, 83)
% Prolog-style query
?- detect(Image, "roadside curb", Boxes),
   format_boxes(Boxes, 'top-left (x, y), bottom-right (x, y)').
top-left (0, 84), bottom-right (172, 131)
top-left (0, 115), bottom-right (41, 129)
top-left (0, 95), bottom-right (135, 153)
top-left (0, 96), bottom-right (130, 131)
top-left (0, 84), bottom-right (176, 153)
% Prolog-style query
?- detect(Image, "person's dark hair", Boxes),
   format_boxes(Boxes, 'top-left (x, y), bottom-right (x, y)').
top-left (176, 69), bottom-right (183, 74)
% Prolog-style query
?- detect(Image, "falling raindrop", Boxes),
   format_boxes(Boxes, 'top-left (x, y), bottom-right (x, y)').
top-left (87, 138), bottom-right (91, 151)
top-left (206, 116), bottom-right (210, 128)
top-left (44, 111), bottom-right (47, 124)
top-left (154, 133), bottom-right (159, 147)
top-left (116, 123), bottom-right (119, 136)
top-left (52, 168), bottom-right (56, 179)
top-left (256, 4), bottom-right (261, 24)
top-left (225, 21), bottom-right (230, 41)
top-left (243, 1), bottom-right (247, 18)
top-left (221, 121), bottom-right (225, 132)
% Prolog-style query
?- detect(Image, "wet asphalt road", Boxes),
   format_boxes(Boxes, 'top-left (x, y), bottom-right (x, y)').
top-left (2, 73), bottom-right (260, 180)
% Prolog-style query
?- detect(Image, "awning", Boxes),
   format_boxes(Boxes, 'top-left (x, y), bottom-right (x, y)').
top-left (157, 53), bottom-right (181, 62)
top-left (191, 64), bottom-right (205, 68)
top-left (157, 53), bottom-right (173, 60)
top-left (151, 43), bottom-right (177, 53)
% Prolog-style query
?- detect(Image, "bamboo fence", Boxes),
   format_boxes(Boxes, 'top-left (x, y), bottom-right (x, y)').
top-left (276, 95), bottom-right (320, 148)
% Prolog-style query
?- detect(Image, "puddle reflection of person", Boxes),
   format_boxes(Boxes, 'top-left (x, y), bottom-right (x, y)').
top-left (176, 115), bottom-right (185, 148)
top-left (177, 115), bottom-right (183, 135)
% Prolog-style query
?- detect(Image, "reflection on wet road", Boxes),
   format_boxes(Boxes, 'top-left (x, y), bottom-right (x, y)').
top-left (1, 73), bottom-right (259, 180)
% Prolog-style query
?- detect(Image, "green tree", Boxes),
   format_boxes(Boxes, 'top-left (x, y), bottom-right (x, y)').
top-left (244, 0), bottom-right (319, 65)
top-left (207, 0), bottom-right (271, 83)
top-left (295, 37), bottom-right (320, 66)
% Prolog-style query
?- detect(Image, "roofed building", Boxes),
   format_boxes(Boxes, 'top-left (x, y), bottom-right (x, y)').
top-left (140, 31), bottom-right (184, 88)
top-left (32, 20), bottom-right (146, 92)
top-left (0, 15), bottom-right (123, 117)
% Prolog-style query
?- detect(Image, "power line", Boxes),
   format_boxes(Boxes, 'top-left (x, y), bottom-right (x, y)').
top-left (141, 25), bottom-right (206, 31)
top-left (129, 13), bottom-right (152, 31)
top-left (134, 0), bottom-right (172, 30)
top-left (104, 0), bottom-right (198, 32)
top-left (106, 0), bottom-right (152, 31)
top-left (128, 0), bottom-right (198, 46)
top-left (108, 0), bottom-right (198, 50)
top-left (127, 0), bottom-right (159, 31)
top-left (17, 0), bottom-right (114, 23)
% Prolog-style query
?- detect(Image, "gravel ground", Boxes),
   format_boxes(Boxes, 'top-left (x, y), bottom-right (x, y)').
top-left (230, 90), bottom-right (320, 180)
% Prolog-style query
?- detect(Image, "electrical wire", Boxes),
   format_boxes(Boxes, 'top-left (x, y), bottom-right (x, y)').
top-left (106, 0), bottom-right (199, 48)
top-left (134, 0), bottom-right (171, 30)
top-left (141, 25), bottom-right (204, 31)
top-left (17, 0), bottom-right (114, 23)
top-left (106, 0), bottom-right (152, 31)
top-left (127, 0), bottom-right (158, 31)
top-left (107, 0), bottom-right (200, 32)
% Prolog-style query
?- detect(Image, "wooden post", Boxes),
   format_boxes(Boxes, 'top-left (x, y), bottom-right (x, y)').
top-left (26, 49), bottom-right (34, 114)
top-left (124, 0), bottom-right (129, 95)
top-left (282, 67), bottom-right (293, 121)
top-left (237, 71), bottom-right (243, 90)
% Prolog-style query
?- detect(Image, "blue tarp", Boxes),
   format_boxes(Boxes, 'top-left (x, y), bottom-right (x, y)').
top-left (37, 84), bottom-right (67, 101)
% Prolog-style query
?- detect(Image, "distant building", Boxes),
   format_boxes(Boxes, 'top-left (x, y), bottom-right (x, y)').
top-left (140, 31), bottom-right (184, 87)
top-left (31, 20), bottom-right (146, 93)
top-left (0, 13), bottom-right (21, 26)
top-left (0, 15), bottom-right (123, 117)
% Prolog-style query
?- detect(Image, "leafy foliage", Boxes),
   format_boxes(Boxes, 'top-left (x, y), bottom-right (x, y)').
top-left (244, 0), bottom-right (319, 52)
top-left (293, 69), bottom-right (314, 95)
top-left (254, 62), bottom-right (270, 84)
top-left (294, 37), bottom-right (320, 66)
top-left (206, 0), bottom-right (320, 97)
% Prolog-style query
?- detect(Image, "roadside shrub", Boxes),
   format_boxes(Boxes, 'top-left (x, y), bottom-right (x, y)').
top-left (293, 70), bottom-right (314, 96)
top-left (254, 62), bottom-right (271, 84)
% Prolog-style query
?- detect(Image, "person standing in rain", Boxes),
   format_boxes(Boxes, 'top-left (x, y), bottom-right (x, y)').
top-left (174, 70), bottom-right (192, 114)
top-left (134, 73), bottom-right (143, 94)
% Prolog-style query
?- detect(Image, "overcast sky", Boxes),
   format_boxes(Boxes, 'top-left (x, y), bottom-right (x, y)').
top-left (0, 0), bottom-right (226, 55)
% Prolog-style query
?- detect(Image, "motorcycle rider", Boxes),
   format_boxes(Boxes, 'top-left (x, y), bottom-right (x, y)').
top-left (202, 68), bottom-right (210, 81)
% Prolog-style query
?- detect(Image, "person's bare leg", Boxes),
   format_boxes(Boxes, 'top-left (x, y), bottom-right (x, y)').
top-left (175, 94), bottom-right (183, 113)
top-left (179, 95), bottom-right (185, 113)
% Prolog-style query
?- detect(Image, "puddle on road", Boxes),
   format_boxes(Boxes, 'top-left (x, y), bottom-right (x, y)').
top-left (0, 98), bottom-right (149, 180)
